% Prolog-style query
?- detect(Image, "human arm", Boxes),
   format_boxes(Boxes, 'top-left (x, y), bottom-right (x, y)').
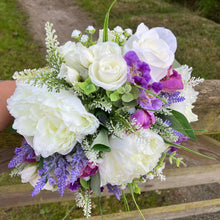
top-left (0, 81), bottom-right (16, 131)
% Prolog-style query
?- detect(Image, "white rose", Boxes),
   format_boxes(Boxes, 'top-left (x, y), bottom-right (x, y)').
top-left (90, 41), bottom-right (121, 59)
top-left (58, 41), bottom-right (94, 80)
top-left (57, 63), bottom-right (80, 85)
top-left (123, 23), bottom-right (177, 82)
top-left (169, 65), bottom-right (201, 122)
top-left (7, 83), bottom-right (99, 157)
top-left (89, 54), bottom-right (127, 91)
top-left (99, 130), bottom-right (167, 186)
top-left (19, 164), bottom-right (55, 191)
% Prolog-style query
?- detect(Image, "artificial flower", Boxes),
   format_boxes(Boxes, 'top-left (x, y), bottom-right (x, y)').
top-left (169, 65), bottom-right (201, 122)
top-left (99, 130), bottom-right (167, 186)
top-left (123, 23), bottom-right (177, 82)
top-left (19, 164), bottom-right (55, 191)
top-left (58, 41), bottom-right (93, 80)
top-left (7, 83), bottom-right (99, 157)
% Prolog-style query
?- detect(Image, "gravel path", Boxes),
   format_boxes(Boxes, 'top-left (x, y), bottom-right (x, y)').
top-left (17, 0), bottom-right (98, 47)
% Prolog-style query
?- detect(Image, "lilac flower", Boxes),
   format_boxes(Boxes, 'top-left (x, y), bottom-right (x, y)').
top-left (8, 140), bottom-right (36, 168)
top-left (138, 89), bottom-right (163, 111)
top-left (107, 184), bottom-right (122, 200)
top-left (160, 91), bottom-right (185, 107)
top-left (130, 109), bottom-right (155, 129)
top-left (66, 144), bottom-right (88, 183)
top-left (124, 51), bottom-right (151, 88)
top-left (169, 130), bottom-right (189, 153)
top-left (32, 154), bottom-right (70, 197)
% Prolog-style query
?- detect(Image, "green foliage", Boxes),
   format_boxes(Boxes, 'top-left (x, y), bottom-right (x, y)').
top-left (80, 178), bottom-right (90, 190)
top-left (45, 22), bottom-right (64, 73)
top-left (107, 84), bottom-right (140, 104)
top-left (91, 171), bottom-right (101, 197)
top-left (0, 0), bottom-right (45, 80)
top-left (14, 68), bottom-right (69, 92)
top-left (78, 77), bottom-right (98, 95)
top-left (168, 110), bottom-right (197, 140)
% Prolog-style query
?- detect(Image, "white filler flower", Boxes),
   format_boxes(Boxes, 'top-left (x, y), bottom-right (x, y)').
top-left (124, 23), bottom-right (177, 82)
top-left (7, 83), bottom-right (99, 157)
top-left (99, 130), bottom-right (167, 186)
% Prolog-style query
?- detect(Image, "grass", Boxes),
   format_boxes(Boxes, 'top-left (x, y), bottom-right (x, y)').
top-left (0, 190), bottom-right (170, 220)
top-left (0, 0), bottom-right (45, 80)
top-left (74, 0), bottom-right (220, 80)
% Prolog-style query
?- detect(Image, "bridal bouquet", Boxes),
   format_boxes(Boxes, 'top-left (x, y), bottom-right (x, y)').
top-left (7, 0), bottom-right (206, 218)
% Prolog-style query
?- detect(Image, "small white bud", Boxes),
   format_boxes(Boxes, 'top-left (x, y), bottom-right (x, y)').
top-left (81, 34), bottom-right (89, 43)
top-left (86, 25), bottom-right (95, 34)
top-left (125, 28), bottom-right (132, 36)
top-left (71, 29), bottom-right (81, 38)
top-left (114, 26), bottom-right (124, 34)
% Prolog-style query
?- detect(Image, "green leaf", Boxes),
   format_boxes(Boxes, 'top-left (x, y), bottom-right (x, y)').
top-left (80, 178), bottom-right (90, 190)
top-left (171, 110), bottom-right (197, 140)
top-left (122, 93), bottom-right (134, 102)
top-left (124, 84), bottom-right (132, 93)
top-left (103, 0), bottom-right (118, 42)
top-left (92, 144), bottom-right (111, 152)
top-left (131, 86), bottom-right (140, 99)
top-left (39, 157), bottom-right (44, 170)
top-left (110, 91), bottom-right (120, 102)
top-left (91, 171), bottom-right (101, 197)
top-left (96, 110), bottom-right (108, 124)
top-left (117, 86), bottom-right (125, 94)
top-left (92, 129), bottom-right (111, 152)
top-left (6, 122), bottom-right (16, 133)
top-left (78, 78), bottom-right (97, 95)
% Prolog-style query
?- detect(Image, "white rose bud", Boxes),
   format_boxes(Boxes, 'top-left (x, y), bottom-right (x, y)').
top-left (57, 63), bottom-right (80, 85)
top-left (89, 54), bottom-right (127, 91)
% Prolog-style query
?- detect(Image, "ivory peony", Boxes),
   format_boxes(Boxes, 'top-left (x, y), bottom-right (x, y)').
top-left (98, 130), bottom-right (167, 186)
top-left (7, 83), bottom-right (99, 157)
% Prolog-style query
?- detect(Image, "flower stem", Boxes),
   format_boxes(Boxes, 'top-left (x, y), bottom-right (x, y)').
top-left (164, 139), bottom-right (216, 160)
top-left (122, 189), bottom-right (130, 212)
top-left (128, 183), bottom-right (146, 220)
top-left (98, 196), bottom-right (104, 220)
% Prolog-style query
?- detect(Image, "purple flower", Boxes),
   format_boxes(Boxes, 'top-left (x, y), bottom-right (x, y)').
top-left (124, 51), bottom-right (151, 88)
top-left (78, 162), bottom-right (98, 178)
top-left (130, 109), bottom-right (155, 129)
top-left (8, 139), bottom-right (36, 168)
top-left (161, 69), bottom-right (183, 93)
top-left (67, 181), bottom-right (80, 191)
top-left (138, 89), bottom-right (163, 111)
top-left (107, 184), bottom-right (122, 200)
